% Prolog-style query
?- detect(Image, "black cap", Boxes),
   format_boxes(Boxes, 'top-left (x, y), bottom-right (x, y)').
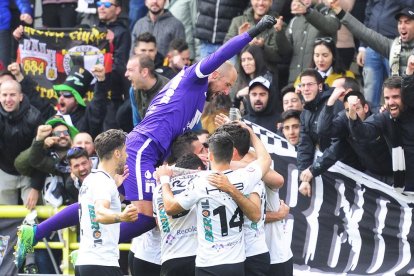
top-left (395, 7), bottom-right (414, 20)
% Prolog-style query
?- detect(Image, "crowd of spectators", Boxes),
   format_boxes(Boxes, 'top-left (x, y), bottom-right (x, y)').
top-left (1, 0), bottom-right (414, 275)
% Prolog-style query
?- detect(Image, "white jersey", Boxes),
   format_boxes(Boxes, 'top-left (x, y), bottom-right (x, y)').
top-left (244, 180), bottom-right (268, 257)
top-left (76, 169), bottom-right (121, 267)
top-left (176, 163), bottom-right (263, 267)
top-left (264, 187), bottom-right (293, 264)
top-left (153, 174), bottom-right (198, 264)
top-left (132, 228), bottom-right (162, 265)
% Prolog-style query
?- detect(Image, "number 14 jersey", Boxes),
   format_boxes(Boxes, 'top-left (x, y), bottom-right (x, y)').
top-left (176, 162), bottom-right (263, 267)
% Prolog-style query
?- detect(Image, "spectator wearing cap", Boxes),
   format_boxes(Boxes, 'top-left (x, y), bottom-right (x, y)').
top-left (8, 63), bottom-right (108, 139)
top-left (242, 76), bottom-right (282, 133)
top-left (25, 117), bottom-right (79, 205)
top-left (328, 1), bottom-right (414, 82)
top-left (0, 79), bottom-right (42, 208)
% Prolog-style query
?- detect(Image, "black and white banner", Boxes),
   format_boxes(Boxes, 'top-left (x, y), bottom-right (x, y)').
top-left (249, 122), bottom-right (414, 275)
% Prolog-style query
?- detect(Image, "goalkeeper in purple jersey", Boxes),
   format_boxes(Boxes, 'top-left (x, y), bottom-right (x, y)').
top-left (122, 15), bottom-right (277, 239)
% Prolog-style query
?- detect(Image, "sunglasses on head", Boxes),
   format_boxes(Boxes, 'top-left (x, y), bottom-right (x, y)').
top-left (53, 130), bottom-right (70, 137)
top-left (96, 1), bottom-right (117, 8)
top-left (59, 91), bottom-right (74, 98)
top-left (315, 37), bottom-right (333, 44)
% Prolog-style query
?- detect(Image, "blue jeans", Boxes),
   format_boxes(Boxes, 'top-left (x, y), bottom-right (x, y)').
top-left (363, 47), bottom-right (389, 109)
top-left (129, 0), bottom-right (147, 31)
top-left (199, 41), bottom-right (221, 59)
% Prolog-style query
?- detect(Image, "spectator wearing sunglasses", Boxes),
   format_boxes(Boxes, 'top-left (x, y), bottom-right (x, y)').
top-left (7, 63), bottom-right (108, 139)
top-left (286, 0), bottom-right (340, 85)
top-left (294, 37), bottom-right (355, 89)
top-left (96, 0), bottom-right (132, 131)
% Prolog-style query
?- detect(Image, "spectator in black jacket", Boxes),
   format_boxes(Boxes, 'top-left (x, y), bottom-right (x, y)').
top-left (0, 78), bottom-right (42, 206)
top-left (195, 0), bottom-right (249, 58)
top-left (296, 69), bottom-right (343, 194)
top-left (348, 58), bottom-right (414, 192)
top-left (318, 89), bottom-right (393, 184)
top-left (8, 63), bottom-right (108, 139)
top-left (97, 0), bottom-right (131, 130)
top-left (243, 75), bottom-right (282, 133)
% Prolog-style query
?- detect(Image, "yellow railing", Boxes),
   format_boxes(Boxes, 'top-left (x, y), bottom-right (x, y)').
top-left (0, 205), bottom-right (130, 275)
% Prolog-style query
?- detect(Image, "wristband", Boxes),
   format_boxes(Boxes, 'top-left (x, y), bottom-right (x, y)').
top-left (160, 175), bottom-right (171, 184)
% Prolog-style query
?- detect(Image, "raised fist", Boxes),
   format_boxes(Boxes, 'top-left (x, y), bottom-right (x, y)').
top-left (248, 15), bottom-right (277, 38)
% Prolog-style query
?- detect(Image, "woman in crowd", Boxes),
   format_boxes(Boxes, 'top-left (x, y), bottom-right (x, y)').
top-left (232, 45), bottom-right (281, 114)
top-left (295, 37), bottom-right (355, 89)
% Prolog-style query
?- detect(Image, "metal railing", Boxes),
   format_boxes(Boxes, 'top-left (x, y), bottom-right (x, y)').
top-left (0, 205), bottom-right (131, 275)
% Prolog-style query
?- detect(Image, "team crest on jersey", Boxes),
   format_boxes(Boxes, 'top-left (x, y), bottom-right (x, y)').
top-left (93, 230), bottom-right (102, 239)
top-left (202, 210), bottom-right (210, 217)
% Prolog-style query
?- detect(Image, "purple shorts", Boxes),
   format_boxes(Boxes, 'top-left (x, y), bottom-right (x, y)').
top-left (124, 133), bottom-right (163, 201)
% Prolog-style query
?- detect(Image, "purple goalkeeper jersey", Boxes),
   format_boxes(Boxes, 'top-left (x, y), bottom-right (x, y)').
top-left (131, 32), bottom-right (252, 157)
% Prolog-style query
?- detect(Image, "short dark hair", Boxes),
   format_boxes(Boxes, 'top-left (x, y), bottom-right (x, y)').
top-left (167, 131), bottom-right (199, 165)
top-left (168, 38), bottom-right (189, 53)
top-left (344, 91), bottom-right (367, 107)
top-left (342, 77), bottom-right (360, 92)
top-left (299, 68), bottom-right (324, 85)
top-left (215, 123), bottom-right (250, 157)
top-left (383, 76), bottom-right (402, 91)
top-left (135, 32), bottom-right (157, 47)
top-left (131, 54), bottom-right (156, 77)
top-left (208, 132), bottom-right (234, 164)
top-left (113, 0), bottom-right (122, 6)
top-left (281, 84), bottom-right (296, 97)
top-left (176, 153), bottom-right (206, 170)
top-left (66, 147), bottom-right (89, 164)
top-left (281, 109), bottom-right (301, 123)
top-left (94, 129), bottom-right (127, 160)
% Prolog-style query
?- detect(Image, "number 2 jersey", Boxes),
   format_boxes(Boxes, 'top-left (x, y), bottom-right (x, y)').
top-left (175, 163), bottom-right (263, 267)
top-left (153, 173), bottom-right (200, 264)
top-left (76, 169), bottom-right (121, 267)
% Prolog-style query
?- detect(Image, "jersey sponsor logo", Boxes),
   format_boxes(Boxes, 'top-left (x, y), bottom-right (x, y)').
top-left (145, 170), bottom-right (152, 179)
top-left (87, 204), bottom-right (103, 245)
top-left (176, 226), bottom-right (197, 236)
top-left (201, 199), bottom-right (214, 242)
top-left (145, 180), bottom-right (156, 194)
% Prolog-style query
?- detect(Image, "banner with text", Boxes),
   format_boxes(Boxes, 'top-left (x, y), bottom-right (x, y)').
top-left (248, 122), bottom-right (414, 275)
top-left (17, 26), bottom-right (113, 104)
